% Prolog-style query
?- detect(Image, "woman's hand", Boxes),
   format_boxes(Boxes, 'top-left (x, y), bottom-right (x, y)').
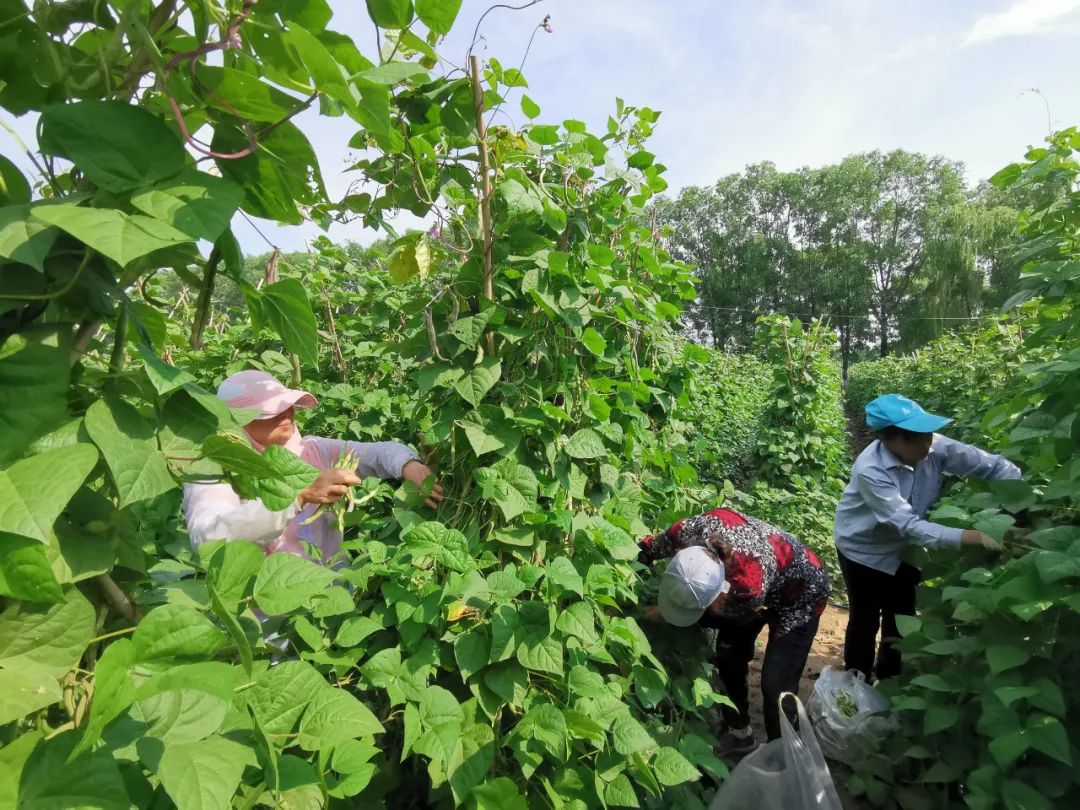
top-left (298, 468), bottom-right (361, 507)
top-left (402, 460), bottom-right (445, 509)
top-left (961, 529), bottom-right (1002, 551)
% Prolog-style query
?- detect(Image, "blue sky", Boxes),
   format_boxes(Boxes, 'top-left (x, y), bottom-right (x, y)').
top-left (4, 0), bottom-right (1080, 254)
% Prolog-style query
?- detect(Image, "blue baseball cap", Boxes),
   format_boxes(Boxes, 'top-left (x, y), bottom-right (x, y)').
top-left (865, 394), bottom-right (953, 433)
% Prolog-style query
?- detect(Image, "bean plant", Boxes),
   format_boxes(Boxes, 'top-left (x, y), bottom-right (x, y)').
top-left (0, 1), bottom-right (737, 807)
top-left (845, 129), bottom-right (1080, 810)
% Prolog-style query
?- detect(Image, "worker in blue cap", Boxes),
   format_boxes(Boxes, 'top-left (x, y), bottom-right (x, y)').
top-left (834, 394), bottom-right (1021, 681)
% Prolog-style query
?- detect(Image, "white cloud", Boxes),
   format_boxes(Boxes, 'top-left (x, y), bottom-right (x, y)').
top-left (964, 0), bottom-right (1080, 45)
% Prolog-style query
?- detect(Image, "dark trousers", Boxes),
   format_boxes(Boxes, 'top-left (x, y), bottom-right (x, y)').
top-left (711, 614), bottom-right (819, 741)
top-left (837, 551), bottom-right (921, 681)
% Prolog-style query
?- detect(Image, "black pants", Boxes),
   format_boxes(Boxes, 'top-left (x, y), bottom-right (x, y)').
top-left (837, 551), bottom-right (921, 681)
top-left (710, 613), bottom-right (819, 741)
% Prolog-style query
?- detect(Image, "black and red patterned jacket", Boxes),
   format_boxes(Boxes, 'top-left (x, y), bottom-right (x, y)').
top-left (639, 507), bottom-right (830, 636)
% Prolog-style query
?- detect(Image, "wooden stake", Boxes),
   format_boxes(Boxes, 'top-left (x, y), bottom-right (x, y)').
top-left (469, 55), bottom-right (496, 356)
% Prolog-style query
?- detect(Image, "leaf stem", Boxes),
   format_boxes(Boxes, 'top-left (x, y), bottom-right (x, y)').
top-left (88, 625), bottom-right (138, 645)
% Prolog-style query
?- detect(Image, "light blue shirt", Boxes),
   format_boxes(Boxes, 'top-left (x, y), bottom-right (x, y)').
top-left (834, 434), bottom-right (1021, 574)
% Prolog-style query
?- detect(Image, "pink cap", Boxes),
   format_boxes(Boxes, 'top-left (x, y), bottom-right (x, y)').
top-left (216, 370), bottom-right (317, 419)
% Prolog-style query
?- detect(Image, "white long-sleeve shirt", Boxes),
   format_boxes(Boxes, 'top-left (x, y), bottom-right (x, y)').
top-left (183, 435), bottom-right (418, 564)
top-left (834, 434), bottom-right (1021, 574)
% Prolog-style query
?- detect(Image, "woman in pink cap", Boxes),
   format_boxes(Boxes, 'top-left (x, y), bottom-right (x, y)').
top-left (183, 370), bottom-right (442, 565)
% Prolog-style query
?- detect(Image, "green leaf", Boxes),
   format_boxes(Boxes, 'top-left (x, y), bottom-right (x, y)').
top-left (652, 746), bottom-right (700, 786)
top-left (206, 540), bottom-right (264, 608)
top-left (455, 358), bottom-right (502, 407)
top-left (416, 0), bottom-right (461, 33)
top-left (298, 685), bottom-right (384, 749)
top-left (498, 178), bottom-right (543, 217)
top-left (130, 169), bottom-right (246, 242)
top-left (420, 685), bottom-right (463, 729)
top-left (515, 702), bottom-right (568, 759)
top-left (0, 585), bottom-right (94, 676)
top-left (555, 601), bottom-right (599, 645)
top-left (0, 665), bottom-right (62, 725)
top-left (0, 206), bottom-right (56, 270)
top-left (245, 660), bottom-right (327, 737)
top-left (414, 363), bottom-right (464, 393)
top-left (517, 635), bottom-right (563, 676)
top-left (581, 327), bottom-right (607, 357)
top-left (986, 645), bottom-right (1031, 674)
top-left (527, 125), bottom-right (558, 145)
top-left (403, 521), bottom-right (473, 572)
top-left (139, 347), bottom-right (197, 398)
top-left (253, 552), bottom-right (336, 615)
top-left (568, 665), bottom-right (604, 698)
top-left (611, 715), bottom-right (655, 755)
top-left (0, 445), bottom-right (97, 542)
top-left (365, 0), bottom-right (414, 29)
top-left (565, 428), bottom-right (607, 459)
top-left (0, 533), bottom-right (63, 602)
top-left (1001, 780), bottom-right (1055, 810)
top-left (0, 154), bottom-right (30, 205)
top-left (488, 604), bottom-right (520, 663)
top-left (156, 734), bottom-right (255, 810)
top-left (448, 310), bottom-right (495, 347)
top-left (605, 773), bottom-right (640, 808)
top-left (134, 604), bottom-right (228, 661)
top-left (1026, 714), bottom-right (1071, 765)
top-left (472, 777), bottom-right (528, 810)
top-left (133, 662), bottom-right (240, 704)
top-left (545, 556), bottom-right (584, 596)
top-left (201, 436), bottom-right (318, 511)
top-left (19, 732), bottom-right (129, 810)
top-left (633, 666), bottom-right (666, 709)
top-left (448, 722), bottom-right (496, 803)
top-left (262, 278), bottom-right (320, 367)
top-left (85, 399), bottom-right (176, 508)
top-left (195, 65), bottom-right (304, 122)
top-left (0, 729), bottom-right (40, 807)
top-left (337, 615), bottom-right (383, 647)
top-left (520, 94), bottom-right (541, 119)
top-left (74, 638), bottom-right (136, 755)
top-left (39, 101), bottom-right (185, 193)
top-left (894, 614), bottom-right (922, 637)
top-left (974, 513), bottom-right (1015, 542)
top-left (923, 705), bottom-right (959, 735)
top-left (483, 661), bottom-right (527, 706)
top-left (33, 204), bottom-right (191, 267)
top-left (388, 236), bottom-right (432, 283)
top-left (213, 121), bottom-right (325, 226)
top-left (357, 60), bottom-right (429, 85)
top-left (454, 626), bottom-right (490, 682)
top-left (0, 327), bottom-right (71, 465)
top-left (1029, 677), bottom-right (1065, 717)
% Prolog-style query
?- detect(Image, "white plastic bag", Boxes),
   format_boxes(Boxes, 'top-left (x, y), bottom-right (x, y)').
top-left (709, 693), bottom-right (842, 810)
top-left (806, 666), bottom-right (892, 765)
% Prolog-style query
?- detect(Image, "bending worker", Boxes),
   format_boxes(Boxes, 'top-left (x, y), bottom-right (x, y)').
top-left (639, 507), bottom-right (830, 751)
top-left (834, 393), bottom-right (1020, 681)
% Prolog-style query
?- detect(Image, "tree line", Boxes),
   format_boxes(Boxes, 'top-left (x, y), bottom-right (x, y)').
top-left (655, 149), bottom-right (1056, 372)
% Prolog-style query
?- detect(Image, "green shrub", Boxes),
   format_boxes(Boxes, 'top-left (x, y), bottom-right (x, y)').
top-left (845, 319), bottom-right (1027, 448)
top-left (738, 317), bottom-right (849, 583)
top-left (681, 344), bottom-right (770, 487)
top-left (847, 129), bottom-right (1080, 810)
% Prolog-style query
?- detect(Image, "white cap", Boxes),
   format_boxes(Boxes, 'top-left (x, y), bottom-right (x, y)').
top-left (658, 546), bottom-right (730, 627)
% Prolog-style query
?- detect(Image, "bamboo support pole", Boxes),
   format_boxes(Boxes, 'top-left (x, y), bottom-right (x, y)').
top-left (469, 55), bottom-right (496, 356)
